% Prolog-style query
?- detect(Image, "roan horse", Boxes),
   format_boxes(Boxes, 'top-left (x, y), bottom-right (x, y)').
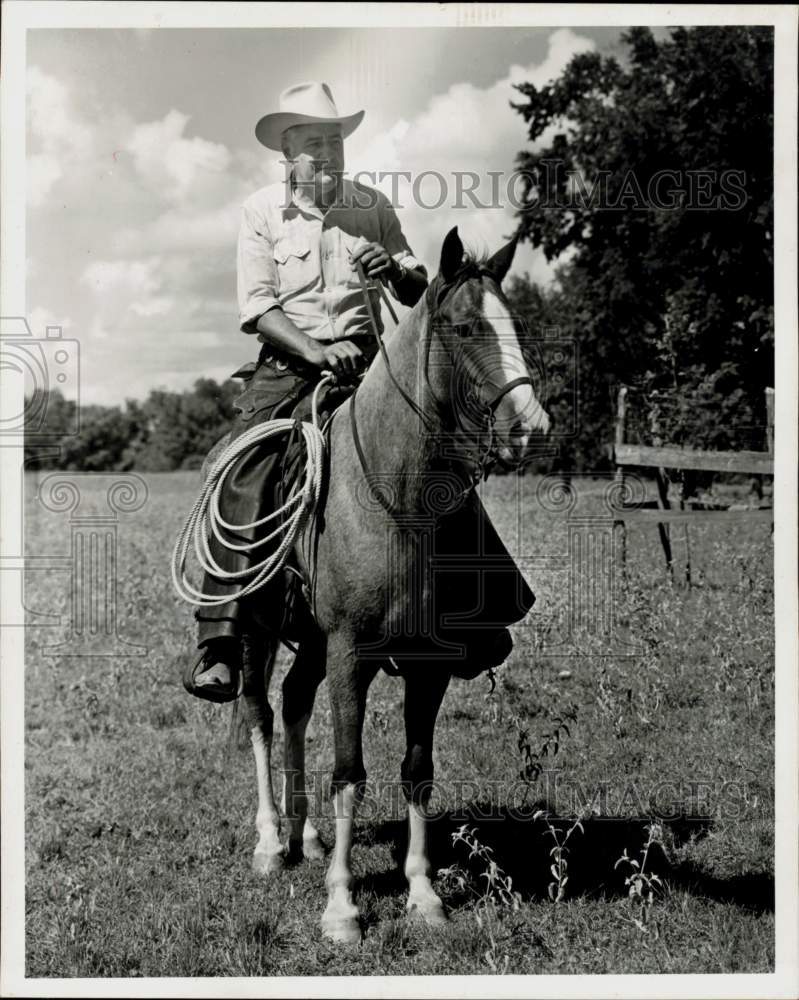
top-left (240, 227), bottom-right (550, 943)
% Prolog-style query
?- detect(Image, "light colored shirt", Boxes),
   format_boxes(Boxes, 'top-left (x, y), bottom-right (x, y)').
top-left (237, 178), bottom-right (425, 341)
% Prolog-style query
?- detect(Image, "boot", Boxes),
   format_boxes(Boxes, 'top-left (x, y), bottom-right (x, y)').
top-left (183, 637), bottom-right (243, 703)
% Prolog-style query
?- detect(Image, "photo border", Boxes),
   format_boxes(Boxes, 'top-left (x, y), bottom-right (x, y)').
top-left (2, 3), bottom-right (796, 998)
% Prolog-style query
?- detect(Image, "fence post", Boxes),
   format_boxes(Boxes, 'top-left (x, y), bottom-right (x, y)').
top-left (765, 387), bottom-right (774, 456)
top-left (646, 398), bottom-right (674, 578)
top-left (613, 385), bottom-right (628, 575)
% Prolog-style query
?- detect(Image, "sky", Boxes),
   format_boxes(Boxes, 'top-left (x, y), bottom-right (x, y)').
top-left (26, 25), bottom-right (628, 405)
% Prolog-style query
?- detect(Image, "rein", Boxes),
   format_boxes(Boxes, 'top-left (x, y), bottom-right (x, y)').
top-left (353, 261), bottom-right (436, 433)
top-left (350, 261), bottom-right (533, 516)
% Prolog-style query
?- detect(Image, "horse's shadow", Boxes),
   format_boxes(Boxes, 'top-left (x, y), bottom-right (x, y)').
top-left (359, 805), bottom-right (773, 913)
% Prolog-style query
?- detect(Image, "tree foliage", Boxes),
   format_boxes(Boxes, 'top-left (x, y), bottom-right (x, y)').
top-left (509, 26), bottom-right (774, 466)
top-left (24, 379), bottom-right (240, 472)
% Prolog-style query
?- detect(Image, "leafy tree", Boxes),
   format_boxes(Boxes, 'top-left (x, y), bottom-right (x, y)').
top-left (22, 389), bottom-right (78, 467)
top-left (58, 403), bottom-right (146, 471)
top-left (24, 379), bottom-right (240, 472)
top-left (130, 379), bottom-right (240, 472)
top-left (511, 26), bottom-right (774, 464)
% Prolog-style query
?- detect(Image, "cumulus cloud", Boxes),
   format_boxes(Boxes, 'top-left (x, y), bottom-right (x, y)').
top-left (125, 109), bottom-right (232, 203)
top-left (112, 200), bottom-right (243, 256)
top-left (27, 306), bottom-right (73, 336)
top-left (346, 28), bottom-right (595, 282)
top-left (82, 257), bottom-right (163, 299)
top-left (78, 251), bottom-right (236, 345)
top-left (28, 153), bottom-right (62, 208)
top-left (27, 64), bottom-right (92, 151)
top-left (26, 65), bottom-right (95, 206)
top-left (130, 296), bottom-right (176, 318)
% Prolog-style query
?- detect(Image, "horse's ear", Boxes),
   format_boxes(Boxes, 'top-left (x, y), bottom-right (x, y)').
top-left (486, 235), bottom-right (519, 285)
top-left (439, 227), bottom-right (464, 284)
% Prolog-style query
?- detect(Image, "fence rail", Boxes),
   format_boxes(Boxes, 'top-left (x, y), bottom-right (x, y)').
top-left (611, 385), bottom-right (773, 582)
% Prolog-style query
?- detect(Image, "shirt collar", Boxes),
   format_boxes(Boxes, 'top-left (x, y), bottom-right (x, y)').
top-left (283, 175), bottom-right (354, 221)
top-left (290, 182), bottom-right (325, 219)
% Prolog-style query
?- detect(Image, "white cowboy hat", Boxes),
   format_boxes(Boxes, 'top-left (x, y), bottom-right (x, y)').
top-left (255, 82), bottom-right (365, 151)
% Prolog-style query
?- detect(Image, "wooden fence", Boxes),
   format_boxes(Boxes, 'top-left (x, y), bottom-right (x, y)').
top-left (612, 386), bottom-right (773, 582)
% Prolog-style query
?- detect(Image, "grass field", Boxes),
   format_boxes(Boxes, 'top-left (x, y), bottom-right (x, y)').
top-left (24, 469), bottom-right (774, 977)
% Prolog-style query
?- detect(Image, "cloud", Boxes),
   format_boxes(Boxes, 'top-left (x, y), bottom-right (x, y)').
top-left (27, 306), bottom-right (73, 336)
top-left (346, 28), bottom-right (595, 283)
top-left (112, 200), bottom-right (243, 255)
top-left (27, 65), bottom-right (92, 151)
top-left (81, 257), bottom-right (163, 299)
top-left (130, 296), bottom-right (176, 318)
top-left (71, 327), bottom-right (246, 408)
top-left (125, 109), bottom-right (232, 203)
top-left (78, 252), bottom-right (236, 350)
top-left (26, 66), bottom-right (95, 206)
top-left (27, 153), bottom-right (62, 207)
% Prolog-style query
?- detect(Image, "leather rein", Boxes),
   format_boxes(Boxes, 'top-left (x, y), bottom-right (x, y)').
top-left (348, 260), bottom-right (532, 516)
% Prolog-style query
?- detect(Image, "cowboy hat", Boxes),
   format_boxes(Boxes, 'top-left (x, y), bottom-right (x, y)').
top-left (255, 82), bottom-right (365, 151)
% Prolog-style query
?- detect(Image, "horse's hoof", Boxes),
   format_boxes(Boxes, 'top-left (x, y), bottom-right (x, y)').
top-left (322, 894), bottom-right (361, 945)
top-left (321, 914), bottom-right (362, 945)
top-left (252, 849), bottom-right (285, 876)
top-left (302, 834), bottom-right (327, 861)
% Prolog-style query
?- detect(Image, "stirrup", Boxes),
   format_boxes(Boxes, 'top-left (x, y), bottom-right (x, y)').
top-left (183, 651), bottom-right (243, 704)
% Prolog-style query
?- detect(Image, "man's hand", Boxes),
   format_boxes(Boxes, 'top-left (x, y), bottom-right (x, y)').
top-left (350, 242), bottom-right (400, 283)
top-left (257, 310), bottom-right (366, 383)
top-left (304, 338), bottom-right (366, 383)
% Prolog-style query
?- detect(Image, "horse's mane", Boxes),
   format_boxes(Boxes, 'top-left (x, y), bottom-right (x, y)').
top-left (425, 246), bottom-right (499, 316)
top-left (461, 246), bottom-right (492, 270)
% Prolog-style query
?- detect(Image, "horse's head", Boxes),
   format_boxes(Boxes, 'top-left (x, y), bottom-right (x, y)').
top-left (425, 227), bottom-right (550, 467)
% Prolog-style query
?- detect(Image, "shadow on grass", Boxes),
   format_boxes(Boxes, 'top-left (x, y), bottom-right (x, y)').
top-left (363, 806), bottom-right (774, 913)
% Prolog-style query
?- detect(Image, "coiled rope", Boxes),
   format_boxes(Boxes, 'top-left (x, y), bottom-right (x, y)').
top-left (171, 373), bottom-right (334, 606)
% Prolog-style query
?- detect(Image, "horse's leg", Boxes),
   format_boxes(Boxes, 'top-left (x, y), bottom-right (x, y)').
top-left (241, 634), bottom-right (284, 875)
top-left (402, 666), bottom-right (450, 925)
top-left (281, 628), bottom-right (327, 862)
top-left (321, 633), bottom-right (378, 944)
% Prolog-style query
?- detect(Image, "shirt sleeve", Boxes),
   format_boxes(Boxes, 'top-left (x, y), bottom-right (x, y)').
top-left (237, 200), bottom-right (282, 334)
top-left (377, 194), bottom-right (427, 277)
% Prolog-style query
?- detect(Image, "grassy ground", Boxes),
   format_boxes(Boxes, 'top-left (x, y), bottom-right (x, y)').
top-left (24, 470), bottom-right (774, 977)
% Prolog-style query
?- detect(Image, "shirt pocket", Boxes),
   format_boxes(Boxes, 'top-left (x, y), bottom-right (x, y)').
top-left (273, 238), bottom-right (312, 294)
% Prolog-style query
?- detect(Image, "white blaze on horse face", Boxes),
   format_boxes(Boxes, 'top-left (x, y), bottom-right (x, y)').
top-left (481, 291), bottom-right (550, 459)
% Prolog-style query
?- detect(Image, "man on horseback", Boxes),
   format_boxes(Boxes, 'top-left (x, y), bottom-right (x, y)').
top-left (187, 82), bottom-right (428, 701)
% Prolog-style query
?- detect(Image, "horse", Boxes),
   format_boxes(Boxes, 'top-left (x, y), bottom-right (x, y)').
top-left (239, 227), bottom-right (550, 944)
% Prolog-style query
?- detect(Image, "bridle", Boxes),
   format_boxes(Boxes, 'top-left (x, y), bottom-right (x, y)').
top-left (349, 260), bottom-right (533, 516)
